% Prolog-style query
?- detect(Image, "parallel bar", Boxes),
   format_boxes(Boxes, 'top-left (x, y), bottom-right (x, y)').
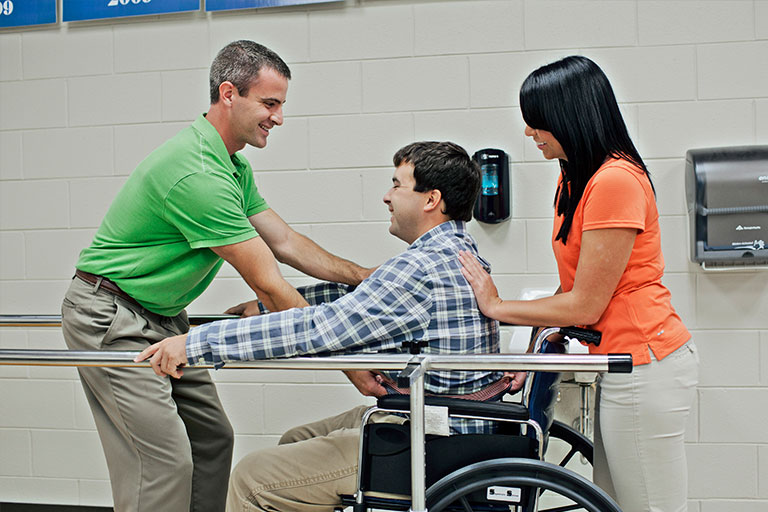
top-left (425, 353), bottom-right (632, 373)
top-left (0, 315), bottom-right (523, 328)
top-left (0, 314), bottom-right (233, 327)
top-left (0, 349), bottom-right (630, 374)
top-left (0, 349), bottom-right (413, 370)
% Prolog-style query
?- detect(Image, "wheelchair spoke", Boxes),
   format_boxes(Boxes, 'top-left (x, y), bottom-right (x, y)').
top-left (537, 501), bottom-right (587, 512)
top-left (457, 494), bottom-right (474, 511)
top-left (558, 446), bottom-right (578, 467)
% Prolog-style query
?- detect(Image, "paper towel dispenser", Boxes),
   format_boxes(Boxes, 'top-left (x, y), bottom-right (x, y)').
top-left (685, 145), bottom-right (768, 269)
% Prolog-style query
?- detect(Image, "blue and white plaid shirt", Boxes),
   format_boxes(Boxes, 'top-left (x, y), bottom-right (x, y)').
top-left (186, 220), bottom-right (501, 431)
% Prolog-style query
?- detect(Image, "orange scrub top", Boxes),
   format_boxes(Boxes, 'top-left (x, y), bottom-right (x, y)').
top-left (552, 158), bottom-right (690, 365)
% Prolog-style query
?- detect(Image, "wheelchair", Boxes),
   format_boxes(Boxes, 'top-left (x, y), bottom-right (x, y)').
top-left (337, 327), bottom-right (623, 512)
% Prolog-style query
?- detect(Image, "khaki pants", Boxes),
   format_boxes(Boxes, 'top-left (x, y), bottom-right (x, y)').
top-left (62, 277), bottom-right (234, 512)
top-left (594, 339), bottom-right (699, 512)
top-left (227, 405), bottom-right (404, 512)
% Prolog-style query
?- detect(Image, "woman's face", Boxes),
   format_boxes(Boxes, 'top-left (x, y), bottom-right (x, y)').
top-left (524, 125), bottom-right (567, 161)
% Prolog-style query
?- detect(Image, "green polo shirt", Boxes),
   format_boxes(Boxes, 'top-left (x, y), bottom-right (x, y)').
top-left (76, 114), bottom-right (269, 316)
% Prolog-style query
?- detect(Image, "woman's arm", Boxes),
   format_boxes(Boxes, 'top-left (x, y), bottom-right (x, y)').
top-left (459, 227), bottom-right (637, 326)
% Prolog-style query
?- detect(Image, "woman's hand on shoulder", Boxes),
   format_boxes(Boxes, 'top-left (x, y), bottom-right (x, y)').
top-left (458, 250), bottom-right (503, 319)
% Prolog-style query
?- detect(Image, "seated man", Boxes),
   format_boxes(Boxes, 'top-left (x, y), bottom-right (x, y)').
top-left (137, 141), bottom-right (524, 512)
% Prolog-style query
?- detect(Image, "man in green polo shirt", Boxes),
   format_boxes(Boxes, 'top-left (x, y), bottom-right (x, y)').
top-left (62, 41), bottom-right (371, 512)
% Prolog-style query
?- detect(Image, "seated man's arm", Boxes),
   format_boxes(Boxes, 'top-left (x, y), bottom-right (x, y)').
top-left (137, 258), bottom-right (432, 377)
top-left (225, 282), bottom-right (352, 318)
top-left (249, 209), bottom-right (375, 286)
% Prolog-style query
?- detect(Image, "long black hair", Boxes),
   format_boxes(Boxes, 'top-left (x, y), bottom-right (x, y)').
top-left (519, 55), bottom-right (652, 244)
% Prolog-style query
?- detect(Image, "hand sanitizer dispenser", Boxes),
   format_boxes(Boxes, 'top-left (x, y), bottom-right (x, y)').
top-left (685, 145), bottom-right (768, 269)
top-left (473, 148), bottom-right (510, 223)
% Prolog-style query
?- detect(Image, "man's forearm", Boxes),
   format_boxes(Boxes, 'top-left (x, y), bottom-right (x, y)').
top-left (276, 231), bottom-right (372, 286)
top-left (211, 236), bottom-right (309, 313)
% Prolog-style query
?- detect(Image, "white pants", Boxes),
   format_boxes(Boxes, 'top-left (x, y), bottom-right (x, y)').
top-left (594, 340), bottom-right (698, 512)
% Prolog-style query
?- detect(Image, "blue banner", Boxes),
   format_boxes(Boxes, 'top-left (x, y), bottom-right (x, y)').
top-left (63, 0), bottom-right (200, 22)
top-left (0, 0), bottom-right (56, 28)
top-left (206, 0), bottom-right (339, 12)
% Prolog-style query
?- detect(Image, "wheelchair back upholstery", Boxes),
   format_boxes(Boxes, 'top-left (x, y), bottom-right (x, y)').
top-left (360, 423), bottom-right (537, 496)
top-left (526, 338), bottom-right (566, 435)
top-left (358, 395), bottom-right (539, 497)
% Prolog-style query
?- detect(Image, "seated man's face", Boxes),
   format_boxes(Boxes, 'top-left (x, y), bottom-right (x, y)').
top-left (383, 163), bottom-right (430, 244)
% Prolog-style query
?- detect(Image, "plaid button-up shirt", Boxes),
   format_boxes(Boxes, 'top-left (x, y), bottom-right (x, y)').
top-left (186, 220), bottom-right (501, 432)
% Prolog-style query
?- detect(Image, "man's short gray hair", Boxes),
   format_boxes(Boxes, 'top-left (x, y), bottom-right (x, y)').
top-left (209, 40), bottom-right (291, 104)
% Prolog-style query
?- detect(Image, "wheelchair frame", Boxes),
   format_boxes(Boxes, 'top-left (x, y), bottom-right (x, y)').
top-left (0, 316), bottom-right (632, 512)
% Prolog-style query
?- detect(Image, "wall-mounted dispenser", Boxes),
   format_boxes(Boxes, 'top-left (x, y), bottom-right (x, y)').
top-left (685, 145), bottom-right (768, 270)
top-left (473, 148), bottom-right (510, 224)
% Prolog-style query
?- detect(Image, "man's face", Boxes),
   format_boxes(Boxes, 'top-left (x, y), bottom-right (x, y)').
top-left (383, 163), bottom-right (430, 244)
top-left (230, 67), bottom-right (288, 149)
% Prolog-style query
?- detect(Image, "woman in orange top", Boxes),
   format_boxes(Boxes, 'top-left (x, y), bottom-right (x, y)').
top-left (460, 56), bottom-right (698, 512)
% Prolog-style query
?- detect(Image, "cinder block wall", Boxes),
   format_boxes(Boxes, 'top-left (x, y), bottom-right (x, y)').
top-left (1, 0), bottom-right (767, 508)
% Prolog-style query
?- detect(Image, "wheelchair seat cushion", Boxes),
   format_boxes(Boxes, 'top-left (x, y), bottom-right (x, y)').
top-left (376, 394), bottom-right (529, 422)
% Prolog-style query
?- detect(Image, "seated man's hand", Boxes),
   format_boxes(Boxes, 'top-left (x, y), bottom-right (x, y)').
top-left (134, 334), bottom-right (189, 379)
top-left (225, 299), bottom-right (262, 318)
top-left (343, 370), bottom-right (387, 397)
top-left (505, 371), bottom-right (527, 392)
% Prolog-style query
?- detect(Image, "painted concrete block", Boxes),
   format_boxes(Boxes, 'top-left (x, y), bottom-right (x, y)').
top-left (414, 0), bottom-right (524, 55)
top-left (637, 100), bottom-right (754, 159)
top-left (698, 42), bottom-right (768, 100)
top-left (309, 4), bottom-right (413, 61)
top-left (31, 430), bottom-right (109, 479)
top-left (114, 20), bottom-right (209, 73)
top-left (23, 128), bottom-right (113, 179)
top-left (23, 28), bottom-right (112, 79)
top-left (638, 0), bottom-right (754, 45)
top-left (700, 389), bottom-right (768, 443)
top-left (525, 0), bottom-right (636, 50)
top-left (161, 69), bottom-right (209, 122)
top-left (0, 131), bottom-right (22, 180)
top-left (687, 444), bottom-right (757, 498)
top-left (0, 180), bottom-right (69, 230)
top-left (309, 113), bottom-right (415, 169)
top-left (468, 219), bottom-right (527, 274)
top-left (0, 80), bottom-right (66, 130)
top-left (582, 46), bottom-right (696, 103)
top-left (209, 12), bottom-right (309, 64)
top-left (0, 34), bottom-right (22, 81)
top-left (288, 61), bottom-right (362, 116)
top-left (68, 73), bottom-right (162, 127)
top-left (362, 56), bottom-right (469, 113)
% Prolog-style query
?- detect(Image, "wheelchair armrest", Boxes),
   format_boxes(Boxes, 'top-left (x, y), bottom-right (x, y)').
top-left (376, 394), bottom-right (529, 422)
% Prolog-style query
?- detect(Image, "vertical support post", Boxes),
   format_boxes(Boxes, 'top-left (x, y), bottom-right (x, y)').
top-left (398, 357), bottom-right (428, 512)
top-left (580, 382), bottom-right (591, 437)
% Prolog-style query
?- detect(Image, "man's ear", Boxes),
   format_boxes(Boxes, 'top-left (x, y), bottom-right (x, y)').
top-left (218, 81), bottom-right (236, 106)
top-left (423, 189), bottom-right (443, 213)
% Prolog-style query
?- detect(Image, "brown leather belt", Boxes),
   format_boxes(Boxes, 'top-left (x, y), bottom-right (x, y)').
top-left (74, 269), bottom-right (141, 308)
top-left (380, 373), bottom-right (515, 402)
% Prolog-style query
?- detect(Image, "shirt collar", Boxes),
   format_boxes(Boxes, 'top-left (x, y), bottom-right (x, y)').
top-left (192, 113), bottom-right (243, 178)
top-left (409, 220), bottom-right (467, 250)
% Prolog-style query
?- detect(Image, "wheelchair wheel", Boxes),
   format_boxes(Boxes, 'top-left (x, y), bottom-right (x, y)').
top-left (547, 419), bottom-right (593, 466)
top-left (426, 458), bottom-right (620, 512)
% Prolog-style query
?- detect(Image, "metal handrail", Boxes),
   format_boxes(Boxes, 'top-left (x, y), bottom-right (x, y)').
top-left (1, 315), bottom-right (632, 511)
top-left (0, 314), bottom-right (233, 327)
